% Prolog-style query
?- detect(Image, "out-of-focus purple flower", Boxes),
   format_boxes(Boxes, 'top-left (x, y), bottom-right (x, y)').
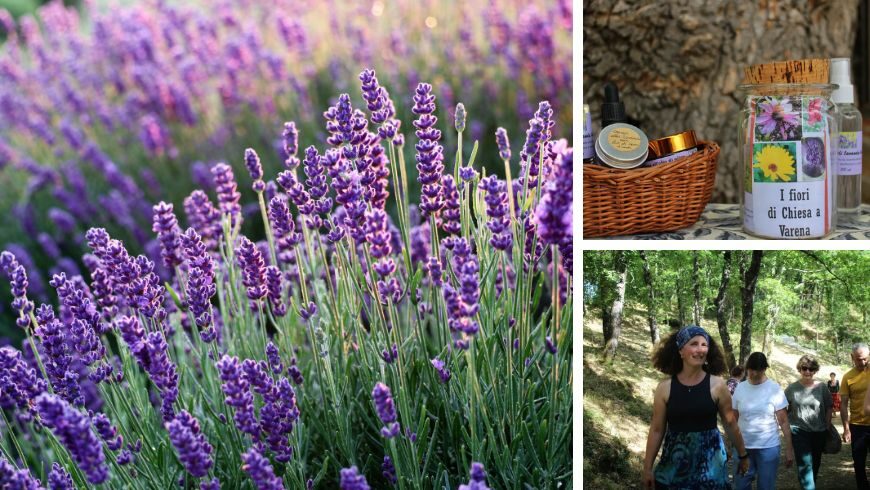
top-left (458, 462), bottom-right (490, 490)
top-left (425, 256), bottom-right (443, 286)
top-left (479, 176), bottom-right (512, 252)
top-left (166, 410), bottom-right (214, 478)
top-left (288, 357), bottom-right (304, 386)
top-left (439, 175), bottom-right (461, 241)
top-left (93, 412), bottom-right (123, 451)
top-left (409, 223), bottom-right (430, 267)
top-left (371, 382), bottom-right (400, 438)
top-left (282, 121), bottom-right (300, 167)
top-left (37, 232), bottom-right (61, 260)
top-left (545, 336), bottom-right (557, 355)
top-left (1, 250), bottom-right (34, 329)
top-left (431, 358), bottom-right (451, 383)
top-left (381, 344), bottom-right (399, 364)
top-left (533, 148), bottom-right (572, 247)
top-left (48, 462), bottom-right (74, 490)
top-left (245, 148), bottom-right (265, 192)
top-left (0, 455), bottom-right (43, 490)
top-left (382, 456), bottom-right (397, 485)
top-left (242, 446), bottom-right (284, 490)
top-left (36, 393), bottom-right (109, 484)
top-left (139, 113), bottom-right (172, 157)
top-left (237, 237), bottom-right (267, 307)
top-left (211, 163), bottom-right (242, 228)
top-left (180, 228), bottom-right (217, 341)
top-left (48, 208), bottom-right (77, 236)
top-left (299, 301), bottom-right (317, 321)
top-left (116, 449), bottom-right (135, 466)
top-left (495, 127), bottom-right (511, 161)
top-left (200, 478), bottom-right (221, 490)
top-left (339, 466), bottom-right (370, 490)
top-left (413, 83), bottom-right (445, 218)
top-left (455, 103), bottom-right (466, 132)
top-left (216, 354), bottom-right (259, 439)
top-left (152, 201), bottom-right (184, 271)
top-left (184, 190), bottom-right (222, 252)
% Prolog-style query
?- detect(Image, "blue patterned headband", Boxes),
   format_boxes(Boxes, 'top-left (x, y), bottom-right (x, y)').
top-left (676, 326), bottom-right (710, 350)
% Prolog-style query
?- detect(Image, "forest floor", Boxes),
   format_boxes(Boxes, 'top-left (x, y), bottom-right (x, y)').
top-left (582, 306), bottom-right (857, 489)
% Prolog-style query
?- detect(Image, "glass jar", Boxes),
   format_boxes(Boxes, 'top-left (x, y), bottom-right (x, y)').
top-left (738, 84), bottom-right (839, 239)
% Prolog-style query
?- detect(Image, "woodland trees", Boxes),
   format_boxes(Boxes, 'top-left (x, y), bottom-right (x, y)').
top-left (584, 251), bottom-right (869, 367)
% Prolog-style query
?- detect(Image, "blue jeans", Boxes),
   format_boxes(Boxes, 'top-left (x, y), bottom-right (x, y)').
top-left (791, 427), bottom-right (826, 490)
top-left (733, 445), bottom-right (780, 490)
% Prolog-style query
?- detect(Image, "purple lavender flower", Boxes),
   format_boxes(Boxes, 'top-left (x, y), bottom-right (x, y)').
top-left (0, 456), bottom-right (43, 490)
top-left (265, 266), bottom-right (287, 317)
top-left (431, 358), bottom-right (451, 383)
top-left (260, 377), bottom-right (300, 463)
top-left (366, 209), bottom-right (400, 303)
top-left (0, 346), bottom-right (47, 418)
top-left (245, 148), bottom-right (266, 192)
top-left (325, 94), bottom-right (355, 149)
top-left (268, 196), bottom-right (301, 266)
top-left (184, 190), bottom-right (222, 251)
top-left (48, 462), bottom-right (74, 490)
top-left (1, 250), bottom-right (34, 329)
top-left (458, 462), bottom-right (490, 490)
top-left (181, 228), bottom-right (217, 341)
top-left (36, 393), bottom-right (109, 484)
top-left (288, 357), bottom-right (304, 386)
top-left (495, 127), bottom-right (511, 161)
top-left (266, 342), bottom-right (283, 374)
top-left (479, 176), bottom-right (512, 252)
top-left (201, 478), bottom-right (221, 490)
top-left (237, 237), bottom-right (267, 306)
top-left (48, 208), bottom-right (77, 236)
top-left (241, 446), bottom-right (284, 490)
top-left (455, 103), bottom-right (466, 132)
top-left (299, 145), bottom-right (330, 229)
top-left (35, 305), bottom-right (82, 406)
top-left (49, 272), bottom-right (106, 364)
top-left (339, 466), bottom-right (370, 490)
top-left (282, 121), bottom-right (300, 168)
top-left (116, 449), bottom-right (135, 466)
top-left (371, 382), bottom-right (400, 438)
top-left (211, 162), bottom-right (242, 228)
top-left (440, 175), bottom-right (461, 241)
top-left (381, 344), bottom-right (399, 364)
top-left (115, 316), bottom-right (178, 421)
top-left (216, 355), bottom-right (259, 439)
top-left (152, 201), bottom-right (184, 271)
top-left (443, 239), bottom-right (480, 349)
top-left (545, 336), bottom-right (557, 355)
top-left (93, 412), bottom-right (124, 451)
top-left (412, 83), bottom-right (445, 218)
top-left (425, 256), bottom-right (443, 286)
top-left (382, 456), bottom-right (397, 485)
top-left (166, 410), bottom-right (214, 478)
top-left (533, 148), bottom-right (572, 247)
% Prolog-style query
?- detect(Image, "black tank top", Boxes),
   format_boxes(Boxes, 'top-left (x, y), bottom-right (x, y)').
top-left (666, 372), bottom-right (718, 432)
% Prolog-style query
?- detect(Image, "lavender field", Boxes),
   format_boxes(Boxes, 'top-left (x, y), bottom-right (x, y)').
top-left (0, 1), bottom-right (572, 488)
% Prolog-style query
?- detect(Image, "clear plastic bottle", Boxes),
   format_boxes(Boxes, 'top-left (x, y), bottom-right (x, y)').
top-left (831, 58), bottom-right (863, 213)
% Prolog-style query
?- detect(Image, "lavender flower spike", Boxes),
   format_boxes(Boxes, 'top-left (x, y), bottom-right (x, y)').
top-left (152, 201), bottom-right (184, 271)
top-left (216, 354), bottom-right (259, 439)
top-left (339, 466), bottom-right (370, 490)
top-left (412, 82), bottom-right (445, 218)
top-left (455, 103), bottom-right (466, 132)
top-left (458, 462), bottom-right (491, 490)
top-left (36, 393), bottom-right (109, 484)
top-left (242, 446), bottom-right (285, 490)
top-left (495, 127), bottom-right (511, 161)
top-left (371, 382), bottom-right (400, 438)
top-left (0, 456), bottom-right (43, 490)
top-left (533, 148), bottom-right (573, 247)
top-left (167, 410), bottom-right (215, 478)
top-left (48, 462), bottom-right (75, 490)
top-left (245, 148), bottom-right (266, 192)
top-left (236, 237), bottom-right (267, 306)
top-left (211, 162), bottom-right (242, 228)
top-left (1, 250), bottom-right (34, 329)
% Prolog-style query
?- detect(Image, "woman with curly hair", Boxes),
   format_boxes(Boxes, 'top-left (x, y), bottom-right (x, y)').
top-left (643, 325), bottom-right (749, 489)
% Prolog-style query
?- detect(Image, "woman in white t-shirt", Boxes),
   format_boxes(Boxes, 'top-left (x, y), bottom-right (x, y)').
top-left (732, 351), bottom-right (795, 490)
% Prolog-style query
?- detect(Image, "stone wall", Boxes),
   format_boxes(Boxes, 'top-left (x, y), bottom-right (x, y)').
top-left (583, 0), bottom-right (859, 203)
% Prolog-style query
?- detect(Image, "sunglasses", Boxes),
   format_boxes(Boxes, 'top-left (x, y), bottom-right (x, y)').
top-left (800, 367), bottom-right (817, 372)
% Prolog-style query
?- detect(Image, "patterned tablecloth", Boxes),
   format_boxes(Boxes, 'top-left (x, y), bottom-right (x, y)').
top-left (599, 204), bottom-right (870, 240)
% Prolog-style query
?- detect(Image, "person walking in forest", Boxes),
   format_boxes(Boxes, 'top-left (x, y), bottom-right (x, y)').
top-left (731, 351), bottom-right (794, 490)
top-left (784, 355), bottom-right (833, 490)
top-left (642, 325), bottom-right (749, 489)
top-left (842, 343), bottom-right (870, 490)
top-left (829, 372), bottom-right (841, 415)
top-left (728, 366), bottom-right (745, 395)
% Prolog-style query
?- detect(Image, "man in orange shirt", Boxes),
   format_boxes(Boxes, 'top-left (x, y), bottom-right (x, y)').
top-left (841, 343), bottom-right (870, 490)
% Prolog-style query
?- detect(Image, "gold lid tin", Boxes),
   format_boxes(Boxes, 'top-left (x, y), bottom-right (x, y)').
top-left (647, 130), bottom-right (698, 159)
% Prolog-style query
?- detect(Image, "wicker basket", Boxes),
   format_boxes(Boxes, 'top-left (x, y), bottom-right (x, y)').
top-left (583, 141), bottom-right (720, 237)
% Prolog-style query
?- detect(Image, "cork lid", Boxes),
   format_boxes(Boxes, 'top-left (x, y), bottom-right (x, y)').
top-left (742, 58), bottom-right (830, 84)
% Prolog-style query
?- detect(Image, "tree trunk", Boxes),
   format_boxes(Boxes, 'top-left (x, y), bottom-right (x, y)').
top-left (693, 252), bottom-right (702, 325)
top-left (639, 251), bottom-right (659, 345)
top-left (604, 251), bottom-right (628, 362)
top-left (739, 251), bottom-right (764, 365)
top-left (714, 251), bottom-right (737, 370)
top-left (761, 304), bottom-right (779, 357)
top-left (677, 289), bottom-right (686, 327)
top-left (583, 0), bottom-right (860, 204)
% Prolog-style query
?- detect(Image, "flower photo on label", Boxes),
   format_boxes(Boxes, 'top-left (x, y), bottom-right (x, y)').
top-left (753, 142), bottom-right (797, 182)
top-left (802, 97), bottom-right (825, 132)
top-left (754, 96), bottom-right (802, 141)
top-left (800, 137), bottom-right (826, 180)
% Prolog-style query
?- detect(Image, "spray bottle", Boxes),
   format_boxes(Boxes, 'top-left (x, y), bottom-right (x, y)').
top-left (831, 58), bottom-right (863, 213)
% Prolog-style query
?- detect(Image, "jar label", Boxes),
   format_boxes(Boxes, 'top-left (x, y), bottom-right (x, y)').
top-left (837, 131), bottom-right (862, 176)
top-left (607, 127), bottom-right (641, 151)
top-left (744, 95), bottom-right (832, 238)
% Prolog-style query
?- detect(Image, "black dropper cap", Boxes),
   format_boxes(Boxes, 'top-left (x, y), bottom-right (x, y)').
top-left (601, 83), bottom-right (626, 128)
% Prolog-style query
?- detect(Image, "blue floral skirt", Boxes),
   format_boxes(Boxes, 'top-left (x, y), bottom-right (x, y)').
top-left (654, 428), bottom-right (731, 489)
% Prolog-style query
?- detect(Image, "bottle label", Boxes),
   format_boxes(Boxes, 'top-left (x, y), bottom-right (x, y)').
top-left (607, 127), bottom-right (641, 151)
top-left (837, 131), bottom-right (862, 176)
top-left (743, 95), bottom-right (833, 238)
top-left (643, 147), bottom-right (698, 167)
top-left (583, 109), bottom-right (594, 159)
